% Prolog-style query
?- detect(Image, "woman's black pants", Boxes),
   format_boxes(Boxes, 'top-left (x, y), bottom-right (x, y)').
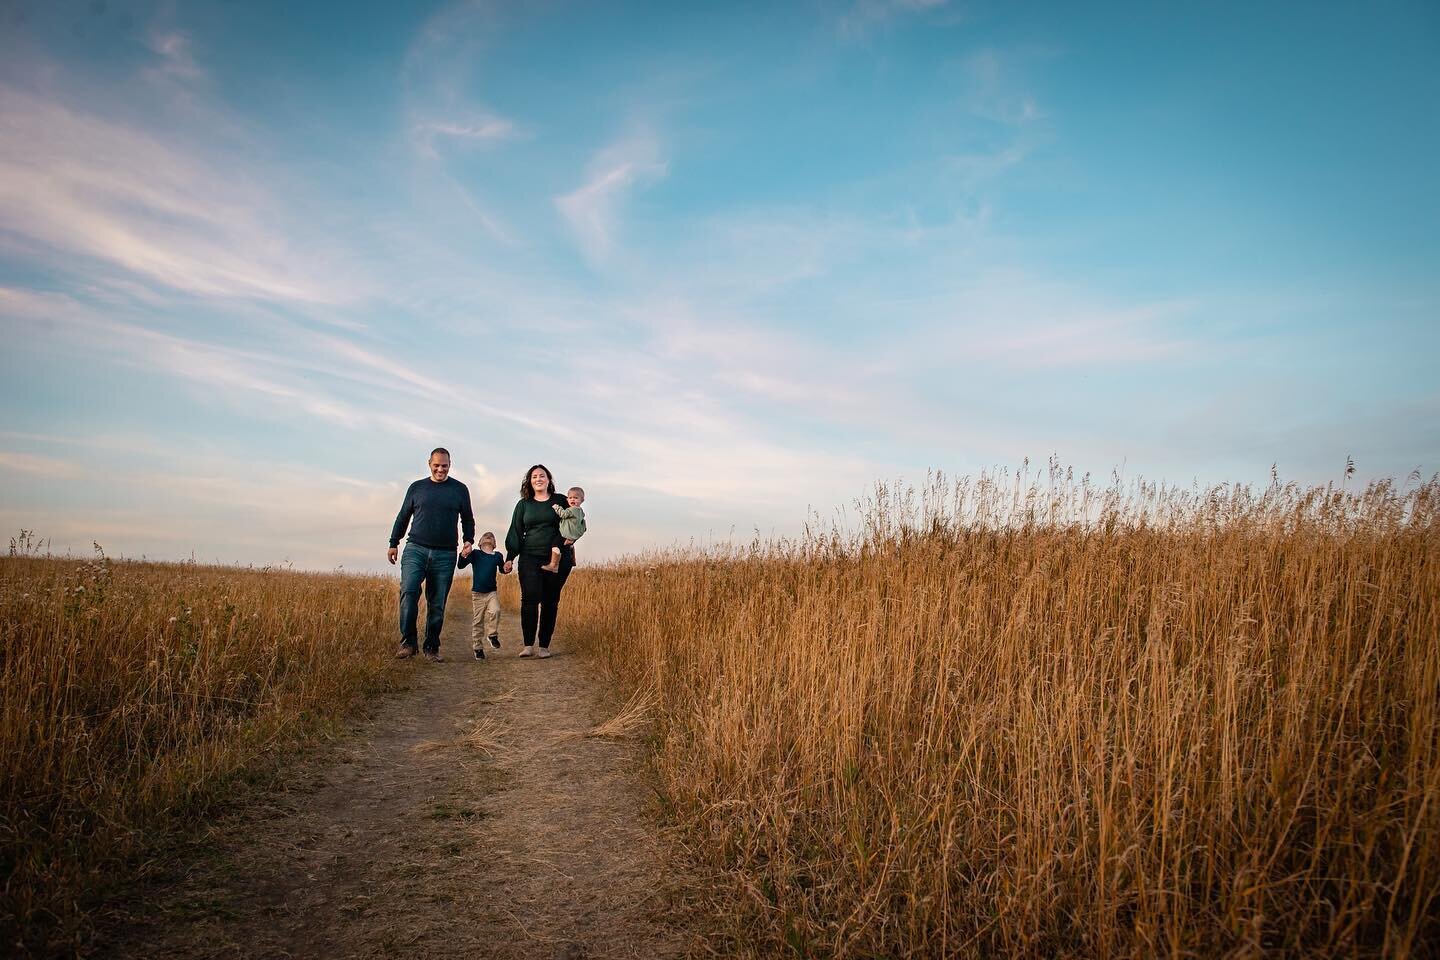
top-left (517, 554), bottom-right (571, 648)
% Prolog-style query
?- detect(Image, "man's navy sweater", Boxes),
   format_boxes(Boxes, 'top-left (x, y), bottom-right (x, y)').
top-left (389, 477), bottom-right (475, 550)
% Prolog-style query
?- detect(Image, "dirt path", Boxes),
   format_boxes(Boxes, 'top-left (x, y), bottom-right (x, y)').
top-left (99, 592), bottom-right (698, 960)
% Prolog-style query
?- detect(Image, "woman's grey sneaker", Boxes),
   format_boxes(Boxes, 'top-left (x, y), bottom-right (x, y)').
top-left (488, 634), bottom-right (501, 649)
top-left (518, 646), bottom-right (534, 658)
top-left (537, 647), bottom-right (552, 659)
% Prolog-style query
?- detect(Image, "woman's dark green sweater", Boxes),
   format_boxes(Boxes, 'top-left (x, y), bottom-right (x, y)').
top-left (505, 496), bottom-right (564, 562)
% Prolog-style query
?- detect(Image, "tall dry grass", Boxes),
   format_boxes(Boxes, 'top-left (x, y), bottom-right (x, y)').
top-left (563, 465), bottom-right (1440, 957)
top-left (1, 539), bottom-right (399, 955)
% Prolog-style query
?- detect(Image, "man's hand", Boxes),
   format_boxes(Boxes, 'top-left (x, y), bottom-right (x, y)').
top-left (460, 542), bottom-right (474, 558)
top-left (387, 547), bottom-right (398, 565)
top-left (502, 561), bottom-right (513, 574)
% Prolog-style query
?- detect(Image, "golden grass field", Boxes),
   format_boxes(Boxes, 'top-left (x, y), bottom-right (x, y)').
top-left (561, 467), bottom-right (1440, 958)
top-left (4, 464), bottom-right (1438, 958)
top-left (1, 540), bottom-right (399, 955)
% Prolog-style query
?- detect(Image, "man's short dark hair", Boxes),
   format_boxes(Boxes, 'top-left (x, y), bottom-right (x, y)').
top-left (430, 447), bottom-right (451, 461)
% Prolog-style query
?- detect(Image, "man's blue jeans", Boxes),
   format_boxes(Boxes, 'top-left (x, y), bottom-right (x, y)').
top-left (399, 543), bottom-right (457, 653)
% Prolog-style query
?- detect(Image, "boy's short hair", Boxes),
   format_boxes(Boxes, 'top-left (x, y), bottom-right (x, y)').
top-left (568, 486), bottom-right (585, 499)
top-left (479, 531), bottom-right (496, 542)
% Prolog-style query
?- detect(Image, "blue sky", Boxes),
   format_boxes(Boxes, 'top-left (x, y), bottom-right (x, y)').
top-left (1, 0), bottom-right (1436, 571)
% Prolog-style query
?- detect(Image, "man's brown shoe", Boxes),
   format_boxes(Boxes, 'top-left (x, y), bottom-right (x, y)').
top-left (423, 651), bottom-right (444, 663)
top-left (396, 645), bottom-right (416, 659)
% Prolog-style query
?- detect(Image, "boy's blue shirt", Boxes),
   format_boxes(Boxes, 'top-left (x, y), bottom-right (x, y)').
top-left (457, 549), bottom-right (505, 592)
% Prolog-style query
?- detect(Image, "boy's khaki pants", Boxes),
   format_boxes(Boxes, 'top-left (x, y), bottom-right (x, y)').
top-left (471, 591), bottom-right (500, 648)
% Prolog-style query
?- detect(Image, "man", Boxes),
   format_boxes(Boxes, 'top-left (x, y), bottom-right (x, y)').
top-left (388, 448), bottom-right (475, 662)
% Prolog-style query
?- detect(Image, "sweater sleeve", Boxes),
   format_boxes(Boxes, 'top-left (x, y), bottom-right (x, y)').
top-left (389, 484), bottom-right (415, 548)
top-left (459, 484), bottom-right (475, 545)
top-left (457, 550), bottom-right (472, 570)
top-left (504, 500), bottom-right (524, 562)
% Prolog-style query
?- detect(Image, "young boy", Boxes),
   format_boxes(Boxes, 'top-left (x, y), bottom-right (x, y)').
top-left (457, 531), bottom-right (508, 659)
top-left (541, 486), bottom-right (586, 573)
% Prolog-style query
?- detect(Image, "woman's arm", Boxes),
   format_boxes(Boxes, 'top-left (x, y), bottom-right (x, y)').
top-left (504, 500), bottom-right (524, 562)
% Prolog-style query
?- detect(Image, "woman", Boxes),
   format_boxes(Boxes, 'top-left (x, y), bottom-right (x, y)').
top-left (504, 464), bottom-right (573, 659)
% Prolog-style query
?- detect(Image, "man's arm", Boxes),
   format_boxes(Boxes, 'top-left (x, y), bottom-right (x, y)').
top-left (458, 484), bottom-right (475, 557)
top-left (387, 485), bottom-right (415, 564)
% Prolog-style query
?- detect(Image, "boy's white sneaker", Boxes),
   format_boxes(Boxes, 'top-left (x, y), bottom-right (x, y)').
top-left (537, 647), bottom-right (552, 659)
top-left (518, 646), bottom-right (534, 658)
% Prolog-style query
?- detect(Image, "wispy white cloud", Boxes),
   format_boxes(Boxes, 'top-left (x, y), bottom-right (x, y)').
top-left (410, 115), bottom-right (517, 158)
top-left (555, 135), bottom-right (668, 263)
top-left (950, 142), bottom-right (1030, 188)
top-left (578, 387), bottom-right (876, 506)
top-left (468, 463), bottom-right (504, 507)
top-left (839, 0), bottom-right (955, 37)
top-left (0, 84), bottom-right (360, 305)
top-left (0, 440), bottom-right (413, 569)
top-left (961, 49), bottom-right (1044, 126)
top-left (860, 278), bottom-right (1199, 372)
top-left (399, 0), bottom-right (520, 241)
top-left (0, 451), bottom-right (82, 480)
top-left (147, 31), bottom-right (203, 82)
top-left (0, 285), bottom-right (572, 443)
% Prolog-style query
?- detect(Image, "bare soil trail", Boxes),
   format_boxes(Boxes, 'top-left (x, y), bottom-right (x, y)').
top-left (98, 591), bottom-right (699, 960)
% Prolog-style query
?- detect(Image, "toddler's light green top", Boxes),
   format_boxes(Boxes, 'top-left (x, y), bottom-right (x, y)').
top-left (554, 503), bottom-right (587, 541)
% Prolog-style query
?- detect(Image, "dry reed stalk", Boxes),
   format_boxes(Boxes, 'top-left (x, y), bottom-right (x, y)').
top-left (586, 688), bottom-right (656, 740)
top-left (560, 465), bottom-right (1440, 958)
top-left (459, 715), bottom-right (505, 756)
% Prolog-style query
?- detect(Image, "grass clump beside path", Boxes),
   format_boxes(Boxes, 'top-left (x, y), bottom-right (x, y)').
top-left (562, 466), bottom-right (1440, 958)
top-left (1, 543), bottom-right (399, 956)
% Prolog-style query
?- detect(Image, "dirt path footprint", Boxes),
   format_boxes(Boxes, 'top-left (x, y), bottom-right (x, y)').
top-left (99, 591), bottom-right (697, 960)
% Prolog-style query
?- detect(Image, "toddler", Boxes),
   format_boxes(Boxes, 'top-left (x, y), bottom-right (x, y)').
top-left (457, 531), bottom-right (508, 659)
top-left (541, 486), bottom-right (587, 572)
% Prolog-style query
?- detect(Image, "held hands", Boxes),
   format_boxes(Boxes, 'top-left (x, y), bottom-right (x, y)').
top-left (387, 547), bottom-right (398, 565)
top-left (502, 560), bottom-right (513, 574)
top-left (460, 542), bottom-right (474, 558)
